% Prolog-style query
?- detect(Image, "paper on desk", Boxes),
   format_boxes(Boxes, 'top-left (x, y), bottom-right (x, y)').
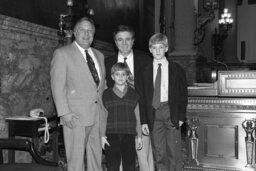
top-left (5, 116), bottom-right (40, 120)
top-left (188, 82), bottom-right (217, 89)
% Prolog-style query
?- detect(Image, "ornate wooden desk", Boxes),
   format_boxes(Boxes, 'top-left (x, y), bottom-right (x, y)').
top-left (184, 71), bottom-right (256, 171)
top-left (5, 116), bottom-right (59, 163)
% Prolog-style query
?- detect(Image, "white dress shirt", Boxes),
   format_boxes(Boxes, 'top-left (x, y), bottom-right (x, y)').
top-left (75, 41), bottom-right (101, 80)
top-left (117, 50), bottom-right (134, 76)
top-left (153, 57), bottom-right (169, 102)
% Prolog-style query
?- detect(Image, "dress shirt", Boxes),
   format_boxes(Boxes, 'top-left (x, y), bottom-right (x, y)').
top-left (75, 41), bottom-right (101, 80)
top-left (153, 57), bottom-right (169, 102)
top-left (117, 51), bottom-right (134, 76)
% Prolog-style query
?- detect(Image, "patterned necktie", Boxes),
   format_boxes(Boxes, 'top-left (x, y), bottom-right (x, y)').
top-left (124, 57), bottom-right (134, 88)
top-left (85, 50), bottom-right (100, 86)
top-left (152, 63), bottom-right (162, 109)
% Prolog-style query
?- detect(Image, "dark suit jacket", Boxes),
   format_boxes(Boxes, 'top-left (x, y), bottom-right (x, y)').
top-left (140, 59), bottom-right (188, 131)
top-left (105, 50), bottom-right (152, 93)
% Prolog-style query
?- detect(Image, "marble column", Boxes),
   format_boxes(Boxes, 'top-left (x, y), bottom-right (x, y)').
top-left (169, 0), bottom-right (198, 85)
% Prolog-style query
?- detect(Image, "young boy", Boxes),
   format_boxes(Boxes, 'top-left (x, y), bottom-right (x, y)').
top-left (102, 62), bottom-right (143, 171)
top-left (140, 33), bottom-right (188, 171)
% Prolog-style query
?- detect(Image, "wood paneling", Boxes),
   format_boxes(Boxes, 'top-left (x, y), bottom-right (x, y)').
top-left (0, 0), bottom-right (65, 29)
top-left (0, 0), bottom-right (153, 50)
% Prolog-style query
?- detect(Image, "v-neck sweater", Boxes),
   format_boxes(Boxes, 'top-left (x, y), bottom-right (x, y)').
top-left (102, 86), bottom-right (139, 135)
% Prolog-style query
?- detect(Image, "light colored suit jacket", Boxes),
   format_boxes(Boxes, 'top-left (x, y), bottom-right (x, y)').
top-left (50, 42), bottom-right (107, 136)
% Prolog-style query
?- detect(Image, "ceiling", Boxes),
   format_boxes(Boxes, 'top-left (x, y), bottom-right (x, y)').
top-left (0, 0), bottom-right (155, 50)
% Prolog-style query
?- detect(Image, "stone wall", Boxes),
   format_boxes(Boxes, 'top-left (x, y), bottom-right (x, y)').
top-left (0, 14), bottom-right (59, 138)
top-left (0, 14), bottom-right (59, 163)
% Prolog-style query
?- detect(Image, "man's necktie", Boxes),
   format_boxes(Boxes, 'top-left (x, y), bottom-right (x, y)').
top-left (152, 63), bottom-right (162, 109)
top-left (124, 57), bottom-right (134, 88)
top-left (85, 50), bottom-right (100, 86)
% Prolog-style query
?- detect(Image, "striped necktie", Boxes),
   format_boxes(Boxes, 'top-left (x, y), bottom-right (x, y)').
top-left (85, 50), bottom-right (100, 86)
top-left (152, 63), bottom-right (162, 109)
top-left (124, 57), bottom-right (134, 88)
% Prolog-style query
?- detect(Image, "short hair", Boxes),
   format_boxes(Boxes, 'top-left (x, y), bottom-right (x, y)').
top-left (113, 25), bottom-right (135, 40)
top-left (111, 62), bottom-right (131, 76)
top-left (149, 33), bottom-right (168, 48)
top-left (73, 17), bottom-right (95, 32)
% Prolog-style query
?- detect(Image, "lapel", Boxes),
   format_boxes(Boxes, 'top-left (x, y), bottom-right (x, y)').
top-left (91, 48), bottom-right (104, 88)
top-left (145, 64), bottom-right (154, 96)
top-left (71, 42), bottom-right (87, 67)
top-left (112, 54), bottom-right (118, 65)
top-left (168, 60), bottom-right (177, 99)
top-left (71, 43), bottom-right (99, 88)
top-left (133, 51), bottom-right (139, 76)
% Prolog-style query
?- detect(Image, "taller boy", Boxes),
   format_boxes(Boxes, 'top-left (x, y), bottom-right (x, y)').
top-left (140, 33), bottom-right (188, 171)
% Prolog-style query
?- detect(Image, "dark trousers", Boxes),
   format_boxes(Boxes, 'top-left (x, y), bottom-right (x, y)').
top-left (151, 104), bottom-right (183, 171)
top-left (105, 134), bottom-right (136, 171)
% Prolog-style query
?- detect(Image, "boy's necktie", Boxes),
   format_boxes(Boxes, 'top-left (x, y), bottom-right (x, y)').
top-left (85, 50), bottom-right (100, 86)
top-left (124, 57), bottom-right (134, 88)
top-left (152, 63), bottom-right (161, 109)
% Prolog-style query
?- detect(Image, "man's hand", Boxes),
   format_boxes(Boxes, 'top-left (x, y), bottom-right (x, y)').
top-left (179, 121), bottom-right (184, 127)
top-left (101, 136), bottom-right (110, 150)
top-left (60, 113), bottom-right (79, 129)
top-left (136, 136), bottom-right (143, 150)
top-left (142, 124), bottom-right (149, 136)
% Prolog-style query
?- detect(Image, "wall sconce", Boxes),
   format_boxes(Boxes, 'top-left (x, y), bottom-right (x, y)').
top-left (57, 0), bottom-right (74, 45)
top-left (194, 0), bottom-right (219, 46)
top-left (212, 8), bottom-right (233, 60)
top-left (218, 8), bottom-right (233, 33)
top-left (58, 0), bottom-right (94, 45)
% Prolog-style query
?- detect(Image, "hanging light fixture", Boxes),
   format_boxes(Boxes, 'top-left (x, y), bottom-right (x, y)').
top-left (57, 0), bottom-right (74, 45)
top-left (218, 8), bottom-right (233, 32)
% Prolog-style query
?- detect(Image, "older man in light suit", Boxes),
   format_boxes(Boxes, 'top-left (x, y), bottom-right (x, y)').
top-left (50, 17), bottom-right (106, 171)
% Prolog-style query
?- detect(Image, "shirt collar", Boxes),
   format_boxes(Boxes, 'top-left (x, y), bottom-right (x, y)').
top-left (153, 57), bottom-right (168, 65)
top-left (112, 85), bottom-right (128, 98)
top-left (118, 50), bottom-right (133, 60)
top-left (74, 41), bottom-right (92, 54)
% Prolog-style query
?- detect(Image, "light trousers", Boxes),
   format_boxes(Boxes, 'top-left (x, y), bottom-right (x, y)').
top-left (63, 121), bottom-right (103, 171)
top-left (136, 135), bottom-right (154, 171)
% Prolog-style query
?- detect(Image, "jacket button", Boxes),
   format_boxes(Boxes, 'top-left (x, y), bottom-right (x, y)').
top-left (95, 101), bottom-right (98, 104)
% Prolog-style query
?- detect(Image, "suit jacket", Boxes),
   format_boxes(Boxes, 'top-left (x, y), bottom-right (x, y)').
top-left (50, 42), bottom-right (107, 136)
top-left (105, 49), bottom-right (152, 95)
top-left (140, 59), bottom-right (188, 131)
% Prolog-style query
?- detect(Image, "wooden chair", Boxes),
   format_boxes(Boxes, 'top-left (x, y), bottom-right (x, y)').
top-left (0, 138), bottom-right (64, 171)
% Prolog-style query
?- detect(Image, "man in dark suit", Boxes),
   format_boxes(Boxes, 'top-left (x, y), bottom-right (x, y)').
top-left (105, 25), bottom-right (154, 171)
top-left (140, 33), bottom-right (188, 171)
top-left (105, 25), bottom-right (152, 91)
top-left (51, 17), bottom-right (106, 171)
